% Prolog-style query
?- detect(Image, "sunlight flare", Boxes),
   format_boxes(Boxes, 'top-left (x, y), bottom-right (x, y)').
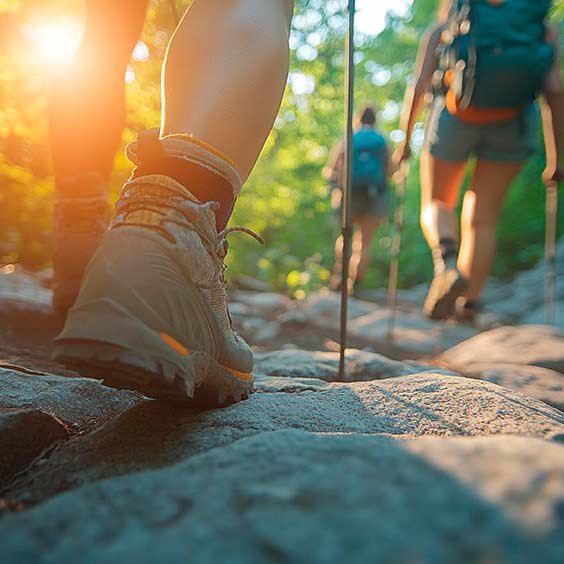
top-left (22, 18), bottom-right (82, 66)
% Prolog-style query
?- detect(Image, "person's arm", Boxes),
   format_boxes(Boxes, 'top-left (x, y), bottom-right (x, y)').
top-left (395, 24), bottom-right (443, 164)
top-left (323, 140), bottom-right (345, 189)
top-left (539, 23), bottom-right (563, 185)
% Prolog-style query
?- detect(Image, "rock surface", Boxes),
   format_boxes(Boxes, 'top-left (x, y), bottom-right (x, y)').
top-left (298, 291), bottom-right (479, 355)
top-left (0, 367), bottom-right (143, 434)
top-left (3, 371), bottom-right (563, 511)
top-left (255, 348), bottom-right (458, 382)
top-left (481, 241), bottom-right (564, 329)
top-left (1, 431), bottom-right (564, 564)
top-left (0, 408), bottom-right (68, 485)
top-left (441, 325), bottom-right (564, 374)
top-left (0, 268), bottom-right (51, 311)
top-left (2, 257), bottom-right (564, 562)
top-left (466, 363), bottom-right (564, 413)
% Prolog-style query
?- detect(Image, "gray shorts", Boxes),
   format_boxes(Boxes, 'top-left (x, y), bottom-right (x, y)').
top-left (424, 97), bottom-right (539, 162)
top-left (332, 185), bottom-right (389, 220)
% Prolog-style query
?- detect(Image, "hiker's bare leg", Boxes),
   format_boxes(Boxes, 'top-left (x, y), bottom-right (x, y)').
top-left (50, 0), bottom-right (148, 313)
top-left (49, 0), bottom-right (148, 181)
top-left (419, 151), bottom-right (466, 250)
top-left (348, 225), bottom-right (363, 286)
top-left (355, 214), bottom-right (380, 282)
top-left (332, 233), bottom-right (344, 287)
top-left (162, 0), bottom-right (294, 181)
top-left (419, 152), bottom-right (468, 318)
top-left (54, 0), bottom-right (295, 403)
top-left (458, 159), bottom-right (523, 301)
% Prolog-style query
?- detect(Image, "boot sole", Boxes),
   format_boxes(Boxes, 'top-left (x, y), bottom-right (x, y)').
top-left (424, 271), bottom-right (468, 320)
top-left (54, 341), bottom-right (252, 407)
top-left (52, 301), bottom-right (253, 406)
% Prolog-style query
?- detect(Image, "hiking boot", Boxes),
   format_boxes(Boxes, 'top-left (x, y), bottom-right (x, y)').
top-left (455, 297), bottom-right (478, 324)
top-left (423, 266), bottom-right (468, 320)
top-left (352, 278), bottom-right (364, 299)
top-left (52, 173), bottom-right (110, 314)
top-left (52, 174), bottom-right (261, 405)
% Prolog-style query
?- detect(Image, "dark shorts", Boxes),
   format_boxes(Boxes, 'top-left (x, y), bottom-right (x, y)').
top-left (424, 97), bottom-right (539, 162)
top-left (332, 184), bottom-right (389, 220)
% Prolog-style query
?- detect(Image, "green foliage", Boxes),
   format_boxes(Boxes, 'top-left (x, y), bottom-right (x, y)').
top-left (0, 0), bottom-right (562, 297)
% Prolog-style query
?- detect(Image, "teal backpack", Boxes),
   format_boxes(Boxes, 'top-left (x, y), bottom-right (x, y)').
top-left (439, 0), bottom-right (554, 115)
top-left (351, 129), bottom-right (387, 190)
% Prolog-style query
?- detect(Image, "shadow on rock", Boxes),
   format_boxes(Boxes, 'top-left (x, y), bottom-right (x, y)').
top-left (4, 374), bottom-right (564, 512)
top-left (1, 431), bottom-right (563, 563)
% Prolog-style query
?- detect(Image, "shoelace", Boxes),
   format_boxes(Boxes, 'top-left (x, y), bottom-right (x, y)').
top-left (216, 226), bottom-right (264, 283)
top-left (113, 182), bottom-right (264, 284)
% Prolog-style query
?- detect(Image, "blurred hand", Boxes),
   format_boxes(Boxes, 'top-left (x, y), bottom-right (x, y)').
top-left (542, 162), bottom-right (563, 187)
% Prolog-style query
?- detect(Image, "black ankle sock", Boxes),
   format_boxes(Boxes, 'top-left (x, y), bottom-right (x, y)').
top-left (462, 299), bottom-right (477, 311)
top-left (439, 238), bottom-right (458, 262)
top-left (131, 132), bottom-right (235, 231)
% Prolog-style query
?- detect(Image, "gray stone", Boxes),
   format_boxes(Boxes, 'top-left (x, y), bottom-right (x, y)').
top-left (298, 292), bottom-right (478, 356)
top-left (277, 309), bottom-right (308, 325)
top-left (483, 241), bottom-right (564, 324)
top-left (299, 290), bottom-right (375, 321)
top-left (356, 282), bottom-right (429, 305)
top-left (441, 325), bottom-right (564, 374)
top-left (0, 408), bottom-right (68, 485)
top-left (348, 308), bottom-right (478, 355)
top-left (1, 431), bottom-right (563, 563)
top-left (231, 291), bottom-right (292, 317)
top-left (465, 363), bottom-right (564, 413)
top-left (521, 302), bottom-right (564, 331)
top-left (255, 348), bottom-right (459, 382)
top-left (224, 302), bottom-right (252, 317)
top-left (0, 367), bottom-right (143, 433)
top-left (253, 321), bottom-right (281, 344)
top-left (0, 269), bottom-right (51, 312)
top-left (254, 373), bottom-right (329, 393)
top-left (4, 374), bottom-right (563, 509)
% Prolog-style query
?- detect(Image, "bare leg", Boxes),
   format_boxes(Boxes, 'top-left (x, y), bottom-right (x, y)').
top-left (331, 230), bottom-right (352, 291)
top-left (331, 222), bottom-right (361, 292)
top-left (458, 159), bottom-right (523, 301)
top-left (54, 0), bottom-right (296, 404)
top-left (49, 0), bottom-right (148, 181)
top-left (50, 0), bottom-right (148, 313)
top-left (419, 150), bottom-right (466, 252)
top-left (355, 214), bottom-right (380, 282)
top-left (348, 226), bottom-right (363, 287)
top-left (419, 150), bottom-right (469, 319)
top-left (331, 233), bottom-right (344, 289)
top-left (161, 0), bottom-right (294, 181)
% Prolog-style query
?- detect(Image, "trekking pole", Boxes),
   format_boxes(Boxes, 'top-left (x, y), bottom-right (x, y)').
top-left (386, 159), bottom-right (409, 340)
top-left (545, 180), bottom-right (558, 325)
top-left (337, 0), bottom-right (356, 383)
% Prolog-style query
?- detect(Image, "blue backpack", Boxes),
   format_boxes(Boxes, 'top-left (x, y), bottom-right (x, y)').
top-left (351, 129), bottom-right (387, 191)
top-left (438, 0), bottom-right (554, 120)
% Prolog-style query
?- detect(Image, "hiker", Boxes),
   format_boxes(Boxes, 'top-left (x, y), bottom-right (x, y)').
top-left (326, 106), bottom-right (390, 295)
top-left (51, 0), bottom-right (295, 405)
top-left (395, 0), bottom-right (562, 321)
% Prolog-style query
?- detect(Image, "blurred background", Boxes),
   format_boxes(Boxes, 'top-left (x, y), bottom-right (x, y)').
top-left (0, 0), bottom-right (562, 298)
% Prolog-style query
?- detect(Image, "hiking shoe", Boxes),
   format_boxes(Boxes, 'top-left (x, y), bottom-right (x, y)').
top-left (52, 173), bottom-right (110, 314)
top-left (423, 267), bottom-right (468, 320)
top-left (52, 174), bottom-right (261, 405)
top-left (455, 297), bottom-right (478, 324)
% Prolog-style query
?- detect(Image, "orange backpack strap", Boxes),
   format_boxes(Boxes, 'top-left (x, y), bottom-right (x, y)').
top-left (445, 89), bottom-right (522, 124)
